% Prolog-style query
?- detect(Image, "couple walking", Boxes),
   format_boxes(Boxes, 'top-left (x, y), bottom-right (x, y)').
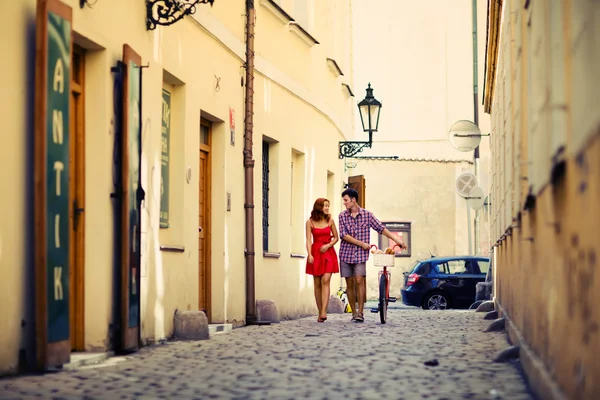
top-left (305, 188), bottom-right (407, 323)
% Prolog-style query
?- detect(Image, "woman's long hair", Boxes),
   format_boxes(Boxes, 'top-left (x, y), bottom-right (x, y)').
top-left (310, 198), bottom-right (330, 222)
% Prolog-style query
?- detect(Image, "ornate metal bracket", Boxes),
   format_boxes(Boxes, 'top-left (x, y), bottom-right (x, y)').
top-left (338, 141), bottom-right (372, 159)
top-left (146, 0), bottom-right (215, 30)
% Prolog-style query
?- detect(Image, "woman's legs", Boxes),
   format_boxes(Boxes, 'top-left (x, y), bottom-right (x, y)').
top-left (313, 276), bottom-right (323, 316)
top-left (320, 273), bottom-right (332, 318)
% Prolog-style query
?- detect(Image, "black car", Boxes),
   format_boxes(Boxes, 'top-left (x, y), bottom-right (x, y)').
top-left (400, 256), bottom-right (490, 310)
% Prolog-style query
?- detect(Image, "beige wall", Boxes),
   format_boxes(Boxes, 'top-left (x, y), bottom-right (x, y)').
top-left (487, 0), bottom-right (600, 398)
top-left (1, 0), bottom-right (36, 373)
top-left (1, 0), bottom-right (353, 374)
top-left (347, 160), bottom-right (475, 299)
top-left (348, 0), bottom-right (492, 300)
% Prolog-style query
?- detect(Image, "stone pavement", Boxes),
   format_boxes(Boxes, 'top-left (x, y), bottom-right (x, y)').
top-left (0, 309), bottom-right (534, 400)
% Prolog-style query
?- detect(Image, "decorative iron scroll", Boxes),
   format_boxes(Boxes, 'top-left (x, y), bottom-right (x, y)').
top-left (146, 0), bottom-right (214, 30)
top-left (338, 141), bottom-right (373, 159)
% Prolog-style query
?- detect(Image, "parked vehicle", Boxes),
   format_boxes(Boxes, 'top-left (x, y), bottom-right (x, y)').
top-left (400, 256), bottom-right (490, 310)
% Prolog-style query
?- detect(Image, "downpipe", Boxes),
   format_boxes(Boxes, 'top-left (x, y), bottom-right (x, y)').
top-left (243, 0), bottom-right (269, 325)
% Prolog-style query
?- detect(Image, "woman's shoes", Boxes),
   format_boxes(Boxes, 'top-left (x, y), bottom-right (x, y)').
top-left (317, 316), bottom-right (327, 322)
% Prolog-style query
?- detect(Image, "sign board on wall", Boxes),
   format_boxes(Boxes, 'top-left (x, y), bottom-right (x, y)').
top-left (229, 107), bottom-right (235, 146)
top-left (378, 222), bottom-right (412, 257)
top-left (160, 89), bottom-right (170, 228)
top-left (121, 44), bottom-right (142, 351)
top-left (35, 0), bottom-right (72, 370)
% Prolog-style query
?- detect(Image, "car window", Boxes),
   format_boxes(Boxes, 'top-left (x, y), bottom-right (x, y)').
top-left (434, 262), bottom-right (449, 274)
top-left (417, 263), bottom-right (431, 275)
top-left (447, 260), bottom-right (467, 274)
top-left (476, 260), bottom-right (489, 274)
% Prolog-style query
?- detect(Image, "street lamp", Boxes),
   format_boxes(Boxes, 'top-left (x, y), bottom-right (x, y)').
top-left (339, 83), bottom-right (382, 159)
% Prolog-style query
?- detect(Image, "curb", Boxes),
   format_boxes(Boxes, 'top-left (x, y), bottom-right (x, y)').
top-left (209, 324), bottom-right (233, 336)
top-left (63, 352), bottom-right (115, 370)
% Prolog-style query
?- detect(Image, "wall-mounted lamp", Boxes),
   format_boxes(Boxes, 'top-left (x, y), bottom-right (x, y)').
top-left (146, 0), bottom-right (215, 30)
top-left (80, 0), bottom-right (98, 8)
top-left (339, 83), bottom-right (382, 159)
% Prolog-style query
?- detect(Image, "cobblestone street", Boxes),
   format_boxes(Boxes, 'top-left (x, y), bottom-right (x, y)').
top-left (0, 309), bottom-right (533, 400)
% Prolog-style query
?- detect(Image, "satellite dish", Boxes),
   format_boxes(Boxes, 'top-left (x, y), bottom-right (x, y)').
top-left (468, 186), bottom-right (485, 211)
top-left (449, 120), bottom-right (482, 152)
top-left (456, 172), bottom-right (478, 198)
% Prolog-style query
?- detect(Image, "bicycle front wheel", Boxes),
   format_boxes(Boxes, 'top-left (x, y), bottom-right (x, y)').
top-left (379, 273), bottom-right (388, 324)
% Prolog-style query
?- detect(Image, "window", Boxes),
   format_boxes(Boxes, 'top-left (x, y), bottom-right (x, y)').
top-left (417, 263), bottom-right (431, 275)
top-left (160, 88), bottom-right (171, 228)
top-left (290, 149), bottom-right (305, 253)
top-left (262, 138), bottom-right (280, 255)
top-left (436, 259), bottom-right (484, 275)
top-left (378, 222), bottom-right (411, 257)
top-left (476, 260), bottom-right (490, 274)
top-left (447, 260), bottom-right (468, 274)
top-left (326, 171), bottom-right (334, 208)
top-left (262, 141), bottom-right (270, 252)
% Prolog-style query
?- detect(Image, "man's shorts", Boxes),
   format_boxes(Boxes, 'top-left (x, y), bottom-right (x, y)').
top-left (340, 261), bottom-right (367, 278)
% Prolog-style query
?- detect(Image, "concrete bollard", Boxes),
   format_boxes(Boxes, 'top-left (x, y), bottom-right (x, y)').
top-left (327, 295), bottom-right (344, 314)
top-left (256, 299), bottom-right (280, 323)
top-left (476, 300), bottom-right (495, 313)
top-left (173, 310), bottom-right (209, 340)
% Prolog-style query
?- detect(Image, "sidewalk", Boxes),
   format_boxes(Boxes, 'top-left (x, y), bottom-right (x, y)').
top-left (0, 309), bottom-right (533, 399)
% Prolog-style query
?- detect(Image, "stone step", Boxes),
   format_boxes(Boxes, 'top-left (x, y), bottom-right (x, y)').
top-left (209, 323), bottom-right (233, 336)
top-left (63, 352), bottom-right (114, 370)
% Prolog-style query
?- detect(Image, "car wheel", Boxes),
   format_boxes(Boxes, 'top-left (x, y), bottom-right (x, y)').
top-left (423, 292), bottom-right (450, 310)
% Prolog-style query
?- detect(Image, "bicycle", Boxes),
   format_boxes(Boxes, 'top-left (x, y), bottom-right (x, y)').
top-left (369, 244), bottom-right (400, 324)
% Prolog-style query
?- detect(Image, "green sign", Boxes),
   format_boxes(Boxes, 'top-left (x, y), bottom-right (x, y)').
top-left (128, 60), bottom-right (140, 328)
top-left (160, 89), bottom-right (170, 228)
top-left (46, 11), bottom-right (71, 343)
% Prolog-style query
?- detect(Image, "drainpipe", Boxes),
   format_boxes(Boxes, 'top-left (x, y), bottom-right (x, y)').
top-left (472, 0), bottom-right (480, 255)
top-left (244, 0), bottom-right (257, 324)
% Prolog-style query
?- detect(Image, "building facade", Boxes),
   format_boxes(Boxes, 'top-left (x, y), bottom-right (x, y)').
top-left (1, 0), bottom-right (354, 374)
top-left (484, 0), bottom-right (599, 398)
top-left (347, 0), bottom-right (492, 298)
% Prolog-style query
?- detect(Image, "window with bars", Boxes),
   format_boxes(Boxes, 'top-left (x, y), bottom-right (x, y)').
top-left (262, 141), bottom-right (270, 252)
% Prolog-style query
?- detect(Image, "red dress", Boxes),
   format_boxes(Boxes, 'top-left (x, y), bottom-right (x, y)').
top-left (306, 223), bottom-right (340, 276)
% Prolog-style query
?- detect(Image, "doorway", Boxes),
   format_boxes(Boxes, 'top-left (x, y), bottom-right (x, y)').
top-left (69, 44), bottom-right (86, 351)
top-left (199, 119), bottom-right (212, 321)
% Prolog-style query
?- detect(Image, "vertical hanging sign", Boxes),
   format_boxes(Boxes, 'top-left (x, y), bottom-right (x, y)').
top-left (160, 89), bottom-right (170, 228)
top-left (34, 0), bottom-right (72, 370)
top-left (229, 107), bottom-right (235, 146)
top-left (121, 44), bottom-right (142, 351)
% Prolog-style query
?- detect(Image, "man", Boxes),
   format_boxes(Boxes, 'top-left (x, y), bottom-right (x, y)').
top-left (338, 188), bottom-right (407, 322)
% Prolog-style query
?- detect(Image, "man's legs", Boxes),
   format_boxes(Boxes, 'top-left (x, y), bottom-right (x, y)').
top-left (345, 276), bottom-right (356, 317)
top-left (354, 275), bottom-right (365, 316)
top-left (341, 261), bottom-right (357, 319)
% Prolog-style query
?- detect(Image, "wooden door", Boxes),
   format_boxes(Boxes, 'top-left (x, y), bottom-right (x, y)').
top-left (199, 120), bottom-right (211, 321)
top-left (348, 175), bottom-right (366, 208)
top-left (34, 0), bottom-right (73, 369)
top-left (69, 44), bottom-right (86, 351)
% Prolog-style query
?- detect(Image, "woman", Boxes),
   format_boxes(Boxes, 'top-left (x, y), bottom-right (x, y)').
top-left (306, 198), bottom-right (340, 322)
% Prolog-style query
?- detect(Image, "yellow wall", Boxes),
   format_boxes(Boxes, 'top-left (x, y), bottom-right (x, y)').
top-left (1, 0), bottom-right (353, 374)
top-left (1, 0), bottom-right (37, 373)
top-left (487, 0), bottom-right (600, 398)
